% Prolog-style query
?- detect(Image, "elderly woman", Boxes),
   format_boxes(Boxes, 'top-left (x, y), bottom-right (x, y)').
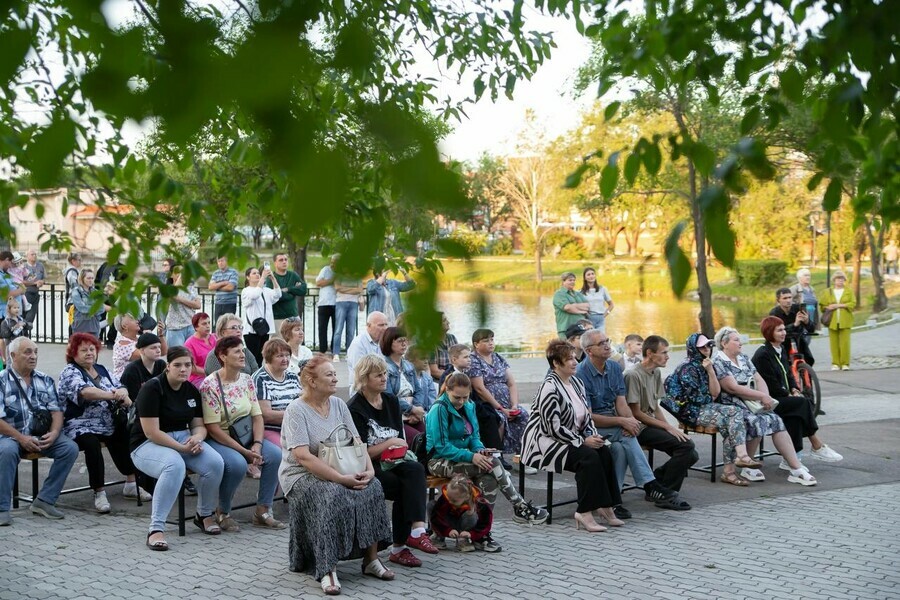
top-left (380, 327), bottom-right (425, 441)
top-left (59, 333), bottom-right (150, 513)
top-left (280, 317), bottom-right (313, 373)
top-left (789, 267), bottom-right (819, 330)
top-left (752, 317), bottom-right (843, 464)
top-left (279, 354), bottom-right (394, 595)
top-left (199, 336), bottom-right (284, 531)
top-left (712, 327), bottom-right (817, 486)
top-left (426, 371), bottom-right (547, 536)
top-left (580, 268), bottom-right (614, 332)
top-left (349, 355), bottom-right (436, 567)
top-left (252, 338), bottom-right (301, 450)
top-left (130, 346), bottom-right (225, 549)
top-left (70, 269), bottom-right (109, 339)
top-left (241, 265), bottom-right (282, 367)
top-left (552, 271), bottom-right (590, 339)
top-left (184, 312), bottom-right (216, 388)
top-left (521, 341), bottom-right (622, 532)
top-left (663, 333), bottom-right (763, 486)
top-left (204, 313), bottom-right (259, 375)
top-left (112, 313), bottom-right (143, 379)
top-left (467, 328), bottom-right (531, 467)
top-left (164, 269), bottom-right (201, 347)
top-left (819, 269), bottom-right (856, 370)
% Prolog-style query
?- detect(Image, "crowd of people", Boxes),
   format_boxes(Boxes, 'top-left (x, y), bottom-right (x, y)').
top-left (0, 253), bottom-right (851, 595)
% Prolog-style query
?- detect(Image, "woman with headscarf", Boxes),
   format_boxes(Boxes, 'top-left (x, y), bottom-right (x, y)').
top-left (662, 333), bottom-right (762, 486)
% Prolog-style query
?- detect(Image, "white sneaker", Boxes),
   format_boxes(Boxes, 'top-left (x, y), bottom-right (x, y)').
top-left (740, 468), bottom-right (765, 481)
top-left (810, 445), bottom-right (843, 462)
top-left (841, 365), bottom-right (850, 371)
top-left (831, 365), bottom-right (840, 371)
top-left (123, 483), bottom-right (152, 501)
top-left (93, 491), bottom-right (111, 514)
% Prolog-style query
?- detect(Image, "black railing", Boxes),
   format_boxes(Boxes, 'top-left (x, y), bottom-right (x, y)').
top-left (26, 285), bottom-right (366, 347)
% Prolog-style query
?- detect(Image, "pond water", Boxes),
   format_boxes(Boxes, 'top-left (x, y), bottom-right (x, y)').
top-left (437, 290), bottom-right (772, 353)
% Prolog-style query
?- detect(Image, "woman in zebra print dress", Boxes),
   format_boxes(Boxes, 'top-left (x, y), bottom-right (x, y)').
top-left (521, 340), bottom-right (623, 532)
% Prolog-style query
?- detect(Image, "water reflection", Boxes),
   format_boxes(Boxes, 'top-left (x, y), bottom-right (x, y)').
top-left (438, 290), bottom-right (772, 352)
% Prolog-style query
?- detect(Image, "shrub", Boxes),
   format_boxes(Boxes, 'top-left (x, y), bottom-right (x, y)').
top-left (446, 227), bottom-right (489, 255)
top-left (490, 237), bottom-right (514, 255)
top-left (733, 260), bottom-right (788, 286)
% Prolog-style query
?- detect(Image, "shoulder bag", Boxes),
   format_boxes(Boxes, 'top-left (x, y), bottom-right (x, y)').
top-left (246, 294), bottom-right (270, 336)
top-left (742, 398), bottom-right (779, 414)
top-left (215, 373), bottom-right (254, 448)
top-left (10, 373), bottom-right (52, 437)
top-left (820, 308), bottom-right (834, 327)
top-left (318, 423), bottom-right (368, 475)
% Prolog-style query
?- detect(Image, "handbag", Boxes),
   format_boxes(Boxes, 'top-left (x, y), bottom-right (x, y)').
top-left (318, 423), bottom-right (368, 475)
top-left (138, 312), bottom-right (157, 332)
top-left (110, 401), bottom-right (129, 430)
top-left (215, 373), bottom-right (254, 448)
top-left (820, 308), bottom-right (834, 327)
top-left (743, 398), bottom-right (779, 414)
top-left (11, 373), bottom-right (52, 437)
top-left (246, 295), bottom-right (270, 336)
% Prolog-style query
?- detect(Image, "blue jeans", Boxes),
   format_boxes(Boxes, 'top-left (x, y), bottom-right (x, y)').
top-left (588, 312), bottom-right (607, 333)
top-left (166, 324), bottom-right (194, 347)
top-left (206, 438), bottom-right (280, 513)
top-left (332, 301), bottom-right (358, 355)
top-left (131, 431), bottom-right (224, 533)
top-left (0, 433), bottom-right (79, 512)
top-left (595, 426), bottom-right (654, 488)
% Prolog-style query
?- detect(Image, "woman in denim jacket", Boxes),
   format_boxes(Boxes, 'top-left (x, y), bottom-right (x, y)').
top-left (365, 269), bottom-right (415, 326)
top-left (381, 327), bottom-right (423, 441)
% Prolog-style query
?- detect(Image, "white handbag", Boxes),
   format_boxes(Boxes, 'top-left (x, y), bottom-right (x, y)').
top-left (318, 423), bottom-right (368, 475)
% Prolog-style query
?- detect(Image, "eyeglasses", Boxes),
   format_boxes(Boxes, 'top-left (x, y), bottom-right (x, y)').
top-left (586, 339), bottom-right (611, 348)
top-left (224, 325), bottom-right (242, 331)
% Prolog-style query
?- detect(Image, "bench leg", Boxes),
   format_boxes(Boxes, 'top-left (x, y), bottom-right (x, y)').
top-left (13, 468), bottom-right (19, 509)
top-left (518, 461), bottom-right (525, 496)
top-left (546, 472), bottom-right (554, 525)
top-left (178, 484), bottom-right (186, 537)
top-left (31, 459), bottom-right (39, 503)
top-left (710, 434), bottom-right (717, 482)
top-left (647, 448), bottom-right (654, 469)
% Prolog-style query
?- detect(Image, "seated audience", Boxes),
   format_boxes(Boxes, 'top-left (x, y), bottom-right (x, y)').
top-left (381, 327), bottom-right (425, 440)
top-left (0, 338), bottom-right (79, 524)
top-left (252, 338), bottom-right (302, 449)
top-left (279, 355), bottom-right (394, 595)
top-left (281, 318), bottom-right (313, 373)
top-left (440, 343), bottom-right (504, 456)
top-left (184, 312), bottom-right (216, 388)
top-left (204, 313), bottom-right (259, 376)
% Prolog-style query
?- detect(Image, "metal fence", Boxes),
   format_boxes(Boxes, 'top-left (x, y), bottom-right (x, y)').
top-left (25, 285), bottom-right (366, 348)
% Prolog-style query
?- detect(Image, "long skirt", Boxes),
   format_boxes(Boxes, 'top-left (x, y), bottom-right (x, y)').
top-left (287, 476), bottom-right (392, 580)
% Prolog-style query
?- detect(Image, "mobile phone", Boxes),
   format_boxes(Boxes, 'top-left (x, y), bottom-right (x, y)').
top-left (263, 262), bottom-right (270, 270)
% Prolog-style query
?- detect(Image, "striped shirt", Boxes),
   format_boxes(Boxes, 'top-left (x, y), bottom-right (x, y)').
top-left (252, 367), bottom-right (301, 431)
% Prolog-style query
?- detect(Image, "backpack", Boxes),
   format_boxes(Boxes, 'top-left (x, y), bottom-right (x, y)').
top-left (411, 430), bottom-right (432, 468)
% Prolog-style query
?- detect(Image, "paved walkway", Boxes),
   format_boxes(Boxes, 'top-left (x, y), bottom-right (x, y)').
top-left (2, 482), bottom-right (898, 599)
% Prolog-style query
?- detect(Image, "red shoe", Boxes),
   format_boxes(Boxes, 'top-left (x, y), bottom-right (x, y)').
top-left (406, 534), bottom-right (439, 554)
top-left (388, 548), bottom-right (422, 567)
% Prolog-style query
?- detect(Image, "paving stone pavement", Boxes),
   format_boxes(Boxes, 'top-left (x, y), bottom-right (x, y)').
top-left (1, 482), bottom-right (898, 600)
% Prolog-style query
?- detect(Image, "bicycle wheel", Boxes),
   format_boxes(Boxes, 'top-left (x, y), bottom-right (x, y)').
top-left (797, 363), bottom-right (823, 415)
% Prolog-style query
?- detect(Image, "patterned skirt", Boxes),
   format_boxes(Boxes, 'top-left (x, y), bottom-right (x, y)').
top-left (737, 403), bottom-right (787, 439)
top-left (287, 476), bottom-right (392, 580)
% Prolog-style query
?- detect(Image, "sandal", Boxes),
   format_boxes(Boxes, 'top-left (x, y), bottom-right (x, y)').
top-left (216, 513), bottom-right (241, 532)
top-left (734, 457), bottom-right (762, 469)
top-left (362, 558), bottom-right (395, 581)
top-left (653, 496), bottom-right (692, 511)
top-left (252, 511), bottom-right (286, 530)
top-left (787, 468), bottom-right (817, 486)
top-left (193, 513), bottom-right (222, 535)
top-left (146, 530), bottom-right (169, 551)
top-left (720, 472), bottom-right (749, 486)
top-left (320, 570), bottom-right (341, 595)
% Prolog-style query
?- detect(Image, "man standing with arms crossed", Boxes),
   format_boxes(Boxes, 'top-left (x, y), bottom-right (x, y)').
top-left (208, 256), bottom-right (239, 322)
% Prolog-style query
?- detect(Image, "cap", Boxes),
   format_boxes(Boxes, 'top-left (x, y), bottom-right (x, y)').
top-left (696, 334), bottom-right (714, 348)
top-left (565, 323), bottom-right (588, 340)
top-left (136, 332), bottom-right (161, 349)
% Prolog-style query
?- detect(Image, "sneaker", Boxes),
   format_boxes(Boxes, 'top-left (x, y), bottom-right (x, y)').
top-left (613, 505), bottom-right (632, 520)
top-left (388, 548), bottom-right (422, 567)
top-left (643, 480), bottom-right (677, 502)
top-left (512, 500), bottom-right (548, 525)
top-left (183, 476), bottom-right (198, 496)
top-left (456, 537), bottom-right (476, 552)
top-left (0, 511), bottom-right (11, 526)
top-left (740, 468), bottom-right (765, 481)
top-left (473, 534), bottom-right (502, 552)
top-left (406, 533), bottom-right (439, 554)
top-left (429, 534), bottom-right (447, 550)
top-left (841, 365), bottom-right (850, 371)
top-left (123, 483), bottom-right (152, 502)
top-left (810, 445), bottom-right (843, 462)
top-left (30, 498), bottom-right (65, 520)
top-left (94, 491), bottom-right (111, 514)
top-left (332, 354), bottom-right (340, 363)
top-left (831, 364), bottom-right (840, 371)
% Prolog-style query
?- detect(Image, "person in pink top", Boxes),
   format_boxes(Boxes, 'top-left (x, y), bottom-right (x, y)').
top-left (184, 313), bottom-right (216, 388)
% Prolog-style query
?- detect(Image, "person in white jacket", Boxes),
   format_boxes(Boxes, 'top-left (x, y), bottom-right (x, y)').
top-left (241, 265), bottom-right (281, 366)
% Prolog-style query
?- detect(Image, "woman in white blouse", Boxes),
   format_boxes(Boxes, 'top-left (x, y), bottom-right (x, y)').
top-left (241, 265), bottom-right (281, 367)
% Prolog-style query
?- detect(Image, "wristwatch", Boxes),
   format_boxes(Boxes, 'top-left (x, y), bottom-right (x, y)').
top-left (252, 440), bottom-right (263, 446)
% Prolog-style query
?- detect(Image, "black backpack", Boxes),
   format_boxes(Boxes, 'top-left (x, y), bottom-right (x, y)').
top-left (411, 430), bottom-right (432, 468)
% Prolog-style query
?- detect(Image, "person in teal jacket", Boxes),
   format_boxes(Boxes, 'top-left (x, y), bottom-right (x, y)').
top-left (425, 372), bottom-right (548, 527)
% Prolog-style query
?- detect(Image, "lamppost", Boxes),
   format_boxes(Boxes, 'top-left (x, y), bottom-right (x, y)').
top-left (809, 210), bottom-right (820, 268)
top-left (826, 211), bottom-right (832, 287)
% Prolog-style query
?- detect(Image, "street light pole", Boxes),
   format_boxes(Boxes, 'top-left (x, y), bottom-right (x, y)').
top-left (826, 211), bottom-right (832, 287)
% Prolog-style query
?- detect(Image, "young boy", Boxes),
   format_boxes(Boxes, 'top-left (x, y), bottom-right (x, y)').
top-left (0, 299), bottom-right (28, 363)
top-left (438, 343), bottom-right (472, 394)
top-left (616, 333), bottom-right (644, 372)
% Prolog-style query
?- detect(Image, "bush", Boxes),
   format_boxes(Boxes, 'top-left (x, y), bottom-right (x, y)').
top-left (734, 260), bottom-right (788, 286)
top-left (445, 227), bottom-right (489, 256)
top-left (523, 230), bottom-right (588, 260)
top-left (490, 237), bottom-right (514, 256)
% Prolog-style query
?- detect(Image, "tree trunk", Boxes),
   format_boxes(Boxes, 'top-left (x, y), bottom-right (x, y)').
top-left (865, 219), bottom-right (888, 312)
top-left (534, 233), bottom-right (543, 283)
top-left (691, 168), bottom-right (715, 336)
top-left (287, 238), bottom-right (308, 316)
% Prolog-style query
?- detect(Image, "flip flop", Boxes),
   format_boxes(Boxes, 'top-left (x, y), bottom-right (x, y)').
top-left (146, 531), bottom-right (169, 551)
top-left (720, 472), bottom-right (749, 486)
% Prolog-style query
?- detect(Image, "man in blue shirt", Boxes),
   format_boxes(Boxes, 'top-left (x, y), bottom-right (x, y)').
top-left (576, 329), bottom-right (687, 514)
top-left (0, 338), bottom-right (79, 524)
top-left (209, 256), bottom-right (239, 322)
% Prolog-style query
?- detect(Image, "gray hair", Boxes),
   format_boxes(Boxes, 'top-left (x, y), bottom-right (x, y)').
top-left (215, 312), bottom-right (240, 337)
top-left (580, 328), bottom-right (604, 350)
top-left (114, 313), bottom-right (135, 333)
top-left (714, 326), bottom-right (739, 350)
top-left (796, 268), bottom-right (811, 280)
top-left (560, 272), bottom-right (576, 281)
top-left (7, 336), bottom-right (32, 356)
top-left (352, 353), bottom-right (388, 393)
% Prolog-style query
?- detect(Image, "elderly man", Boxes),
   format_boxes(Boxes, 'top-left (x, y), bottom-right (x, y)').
top-left (552, 272), bottom-right (590, 339)
top-left (0, 338), bottom-right (79, 524)
top-left (575, 329), bottom-right (687, 517)
top-left (346, 311), bottom-right (389, 388)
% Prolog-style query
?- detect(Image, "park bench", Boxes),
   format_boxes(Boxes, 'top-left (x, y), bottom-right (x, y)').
top-left (13, 447), bottom-right (126, 508)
